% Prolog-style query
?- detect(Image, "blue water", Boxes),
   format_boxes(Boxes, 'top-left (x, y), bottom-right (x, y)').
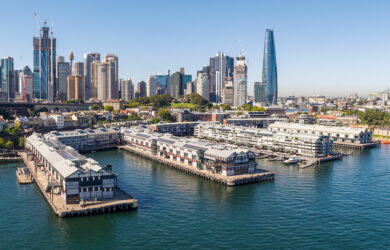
top-left (0, 146), bottom-right (389, 249)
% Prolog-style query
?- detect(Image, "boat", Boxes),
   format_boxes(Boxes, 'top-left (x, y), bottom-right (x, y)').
top-left (381, 140), bottom-right (390, 144)
top-left (283, 157), bottom-right (299, 165)
top-left (16, 167), bottom-right (34, 184)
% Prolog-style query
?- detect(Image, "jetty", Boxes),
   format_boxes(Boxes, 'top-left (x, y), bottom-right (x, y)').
top-left (118, 145), bottom-right (275, 186)
top-left (21, 152), bottom-right (138, 217)
top-left (16, 167), bottom-right (34, 184)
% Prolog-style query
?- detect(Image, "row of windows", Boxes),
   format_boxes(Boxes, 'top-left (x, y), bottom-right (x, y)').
top-left (80, 187), bottom-right (112, 192)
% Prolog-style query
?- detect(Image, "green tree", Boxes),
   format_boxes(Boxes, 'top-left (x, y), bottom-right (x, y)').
top-left (18, 137), bottom-right (25, 148)
top-left (91, 104), bottom-right (101, 110)
top-left (251, 106), bottom-right (266, 112)
top-left (158, 109), bottom-right (176, 122)
top-left (127, 114), bottom-right (141, 121)
top-left (221, 104), bottom-right (231, 111)
top-left (0, 138), bottom-right (5, 148)
top-left (104, 105), bottom-right (114, 112)
top-left (4, 141), bottom-right (14, 149)
top-left (151, 117), bottom-right (160, 124)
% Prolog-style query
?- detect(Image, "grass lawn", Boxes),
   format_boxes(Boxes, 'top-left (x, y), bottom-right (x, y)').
top-left (170, 103), bottom-right (197, 109)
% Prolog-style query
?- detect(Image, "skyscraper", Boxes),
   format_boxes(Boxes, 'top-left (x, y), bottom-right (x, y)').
top-left (262, 29), bottom-right (278, 105)
top-left (223, 77), bottom-right (234, 106)
top-left (254, 81), bottom-right (267, 104)
top-left (233, 56), bottom-right (247, 107)
top-left (135, 81), bottom-right (147, 98)
top-left (84, 53), bottom-right (100, 100)
top-left (167, 71), bottom-right (183, 99)
top-left (146, 75), bottom-right (158, 97)
top-left (72, 62), bottom-right (84, 76)
top-left (33, 24), bottom-right (56, 101)
top-left (196, 72), bottom-right (210, 101)
top-left (56, 57), bottom-right (71, 101)
top-left (67, 75), bottom-right (84, 100)
top-left (95, 61), bottom-right (118, 101)
top-left (0, 57), bottom-right (14, 102)
top-left (120, 78), bottom-right (134, 101)
top-left (19, 66), bottom-right (33, 102)
top-left (209, 52), bottom-right (234, 103)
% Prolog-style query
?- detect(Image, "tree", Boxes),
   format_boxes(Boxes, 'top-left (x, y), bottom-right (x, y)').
top-left (104, 105), bottom-right (114, 112)
top-left (221, 104), bottom-right (231, 111)
top-left (18, 137), bottom-right (25, 148)
top-left (127, 114), bottom-right (141, 121)
top-left (0, 138), bottom-right (5, 148)
top-left (91, 104), bottom-right (101, 110)
top-left (4, 141), bottom-right (14, 149)
top-left (158, 109), bottom-right (176, 122)
top-left (151, 117), bottom-right (160, 124)
top-left (250, 106), bottom-right (266, 112)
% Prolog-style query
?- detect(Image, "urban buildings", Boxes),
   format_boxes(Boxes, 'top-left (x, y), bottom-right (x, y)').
top-left (194, 123), bottom-right (334, 158)
top-left (25, 133), bottom-right (117, 203)
top-left (209, 52), bottom-right (234, 103)
top-left (233, 56), bottom-right (247, 107)
top-left (254, 81), bottom-right (266, 104)
top-left (18, 66), bottom-right (34, 102)
top-left (56, 56), bottom-right (70, 101)
top-left (268, 122), bottom-right (373, 145)
top-left (94, 60), bottom-right (118, 101)
top-left (146, 75), bottom-right (158, 97)
top-left (120, 78), bottom-right (134, 100)
top-left (84, 53), bottom-right (100, 100)
top-left (0, 57), bottom-right (14, 102)
top-left (33, 24), bottom-right (56, 101)
top-left (67, 75), bottom-right (84, 100)
top-left (122, 127), bottom-right (257, 176)
top-left (167, 71), bottom-right (182, 99)
top-left (72, 62), bottom-right (84, 76)
top-left (196, 72), bottom-right (210, 101)
top-left (135, 81), bottom-right (147, 98)
top-left (223, 78), bottom-right (234, 106)
top-left (262, 29), bottom-right (278, 105)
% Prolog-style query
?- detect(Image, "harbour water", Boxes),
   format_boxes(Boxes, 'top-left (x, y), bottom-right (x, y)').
top-left (1, 146), bottom-right (389, 249)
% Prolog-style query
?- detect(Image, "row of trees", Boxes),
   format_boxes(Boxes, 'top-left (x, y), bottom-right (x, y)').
top-left (0, 124), bottom-right (25, 149)
top-left (342, 109), bottom-right (390, 126)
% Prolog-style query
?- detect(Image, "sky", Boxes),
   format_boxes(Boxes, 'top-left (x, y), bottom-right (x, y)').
top-left (1, 0), bottom-right (390, 97)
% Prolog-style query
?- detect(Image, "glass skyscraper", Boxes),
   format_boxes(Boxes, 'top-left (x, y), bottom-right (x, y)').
top-left (0, 57), bottom-right (14, 102)
top-left (209, 52), bottom-right (234, 103)
top-left (262, 29), bottom-right (278, 105)
top-left (33, 25), bottom-right (56, 101)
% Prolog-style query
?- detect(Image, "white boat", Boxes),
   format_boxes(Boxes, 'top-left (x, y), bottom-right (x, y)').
top-left (283, 157), bottom-right (299, 165)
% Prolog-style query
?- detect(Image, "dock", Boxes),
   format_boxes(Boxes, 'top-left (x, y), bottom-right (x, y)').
top-left (249, 148), bottom-right (344, 169)
top-left (16, 167), bottom-right (34, 184)
top-left (333, 141), bottom-right (381, 149)
top-left (20, 152), bottom-right (138, 217)
top-left (118, 145), bottom-right (275, 186)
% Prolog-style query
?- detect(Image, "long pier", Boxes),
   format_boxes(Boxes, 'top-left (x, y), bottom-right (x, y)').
top-left (118, 145), bottom-right (275, 186)
top-left (21, 152), bottom-right (138, 217)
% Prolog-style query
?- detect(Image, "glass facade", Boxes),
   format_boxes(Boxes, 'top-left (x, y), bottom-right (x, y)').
top-left (262, 29), bottom-right (278, 105)
top-left (0, 57), bottom-right (14, 102)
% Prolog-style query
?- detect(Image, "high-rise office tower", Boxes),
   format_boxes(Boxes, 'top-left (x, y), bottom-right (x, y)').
top-left (67, 75), bottom-right (84, 100)
top-left (185, 81), bottom-right (196, 95)
top-left (167, 71), bottom-right (183, 99)
top-left (146, 75), bottom-right (158, 97)
top-left (84, 53), bottom-right (100, 100)
top-left (18, 66), bottom-right (34, 102)
top-left (254, 81), bottom-right (267, 104)
top-left (33, 24), bottom-right (56, 101)
top-left (90, 60), bottom-right (100, 100)
top-left (120, 78), bottom-right (134, 100)
top-left (56, 56), bottom-right (71, 101)
top-left (0, 57), bottom-right (14, 102)
top-left (104, 54), bottom-right (118, 90)
top-left (262, 29), bottom-right (278, 105)
top-left (96, 61), bottom-right (118, 101)
top-left (209, 52), bottom-right (234, 103)
top-left (233, 56), bottom-right (247, 107)
top-left (224, 77), bottom-right (234, 106)
top-left (156, 74), bottom-right (169, 92)
top-left (19, 66), bottom-right (33, 102)
top-left (72, 62), bottom-right (84, 76)
top-left (196, 72), bottom-right (210, 101)
top-left (135, 81), bottom-right (147, 98)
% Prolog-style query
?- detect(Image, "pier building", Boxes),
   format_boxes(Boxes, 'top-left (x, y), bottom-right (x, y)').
top-left (194, 123), bottom-right (333, 158)
top-left (26, 133), bottom-right (117, 203)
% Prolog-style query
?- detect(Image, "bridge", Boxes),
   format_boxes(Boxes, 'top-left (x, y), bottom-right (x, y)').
top-left (0, 102), bottom-right (94, 115)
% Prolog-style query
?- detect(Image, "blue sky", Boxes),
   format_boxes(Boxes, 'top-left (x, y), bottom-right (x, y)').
top-left (1, 0), bottom-right (390, 96)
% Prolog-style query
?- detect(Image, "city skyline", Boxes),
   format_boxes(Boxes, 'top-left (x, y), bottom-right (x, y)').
top-left (1, 0), bottom-right (390, 96)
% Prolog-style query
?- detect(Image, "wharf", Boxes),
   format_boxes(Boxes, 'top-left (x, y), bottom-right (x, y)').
top-left (118, 145), bottom-right (275, 186)
top-left (20, 152), bottom-right (138, 217)
top-left (333, 141), bottom-right (381, 149)
top-left (249, 148), bottom-right (344, 169)
top-left (16, 167), bottom-right (34, 184)
top-left (0, 156), bottom-right (22, 163)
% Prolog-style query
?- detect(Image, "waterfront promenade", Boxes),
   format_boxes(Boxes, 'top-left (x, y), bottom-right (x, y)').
top-left (21, 152), bottom-right (138, 217)
top-left (118, 145), bottom-right (275, 185)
